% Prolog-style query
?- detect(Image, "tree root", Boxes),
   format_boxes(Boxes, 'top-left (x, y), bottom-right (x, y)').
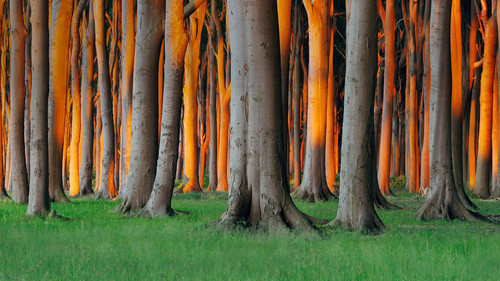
top-left (292, 186), bottom-right (337, 203)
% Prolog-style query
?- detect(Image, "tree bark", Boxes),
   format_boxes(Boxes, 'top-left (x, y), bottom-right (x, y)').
top-left (117, 0), bottom-right (164, 212)
top-left (26, 0), bottom-right (50, 216)
top-left (9, 0), bottom-right (29, 203)
top-left (331, 0), bottom-right (384, 234)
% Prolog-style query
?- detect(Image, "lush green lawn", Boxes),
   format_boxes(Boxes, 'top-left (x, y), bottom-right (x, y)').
top-left (1, 179), bottom-right (499, 281)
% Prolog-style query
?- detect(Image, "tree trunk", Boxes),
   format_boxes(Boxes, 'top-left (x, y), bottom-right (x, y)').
top-left (218, 0), bottom-right (318, 231)
top-left (26, 0), bottom-right (50, 216)
top-left (493, 1), bottom-right (500, 199)
top-left (331, 0), bottom-right (384, 234)
top-left (294, 0), bottom-right (334, 202)
top-left (117, 0), bottom-right (164, 212)
top-left (79, 2), bottom-right (95, 196)
top-left (416, 0), bottom-right (484, 222)
top-left (93, 0), bottom-right (117, 199)
top-left (207, 0), bottom-right (218, 192)
top-left (48, 0), bottom-right (72, 203)
top-left (139, 0), bottom-right (188, 217)
top-left (9, 0), bottom-right (29, 203)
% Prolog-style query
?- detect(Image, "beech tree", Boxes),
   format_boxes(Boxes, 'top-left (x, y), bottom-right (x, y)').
top-left (26, 0), bottom-right (50, 216)
top-left (217, 0), bottom-right (317, 231)
top-left (331, 0), bottom-right (385, 233)
top-left (9, 0), bottom-right (29, 203)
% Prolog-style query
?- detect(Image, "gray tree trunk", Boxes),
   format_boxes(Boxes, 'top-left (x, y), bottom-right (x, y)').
top-left (26, 0), bottom-right (50, 216)
top-left (117, 0), bottom-right (164, 212)
top-left (10, 0), bottom-right (29, 203)
top-left (218, 0), bottom-right (318, 231)
top-left (331, 0), bottom-right (384, 233)
top-left (416, 0), bottom-right (483, 221)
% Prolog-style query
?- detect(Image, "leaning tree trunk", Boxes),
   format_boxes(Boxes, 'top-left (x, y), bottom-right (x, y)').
top-left (474, 14), bottom-right (497, 199)
top-left (217, 0), bottom-right (318, 231)
top-left (139, 0), bottom-right (188, 218)
top-left (117, 0), bottom-right (164, 212)
top-left (26, 0), bottom-right (50, 216)
top-left (294, 0), bottom-right (334, 202)
top-left (93, 0), bottom-right (117, 199)
top-left (416, 0), bottom-right (484, 222)
top-left (9, 0), bottom-right (29, 203)
top-left (48, 0), bottom-right (73, 203)
top-left (331, 0), bottom-right (384, 234)
top-left (79, 1), bottom-right (95, 196)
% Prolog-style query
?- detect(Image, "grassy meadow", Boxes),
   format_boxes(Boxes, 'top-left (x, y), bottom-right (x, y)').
top-left (0, 177), bottom-right (499, 281)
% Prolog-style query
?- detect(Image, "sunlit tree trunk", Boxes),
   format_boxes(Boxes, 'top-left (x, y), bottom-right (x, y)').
top-left (294, 0), bottom-right (334, 202)
top-left (217, 0), bottom-right (318, 231)
top-left (26, 0), bottom-right (50, 216)
top-left (178, 3), bottom-right (206, 193)
top-left (420, 0), bottom-right (431, 193)
top-left (117, 0), bottom-right (164, 212)
top-left (139, 0), bottom-right (188, 217)
top-left (93, 0), bottom-right (117, 199)
top-left (79, 3), bottom-right (95, 196)
top-left (332, 0), bottom-right (384, 233)
top-left (475, 13), bottom-right (497, 199)
top-left (9, 0), bottom-right (29, 203)
top-left (416, 0), bottom-right (483, 222)
top-left (48, 0), bottom-right (72, 203)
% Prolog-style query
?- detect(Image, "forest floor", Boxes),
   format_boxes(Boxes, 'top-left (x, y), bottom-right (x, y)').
top-left (0, 177), bottom-right (499, 281)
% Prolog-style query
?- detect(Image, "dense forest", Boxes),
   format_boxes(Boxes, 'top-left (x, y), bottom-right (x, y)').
top-left (0, 0), bottom-right (499, 234)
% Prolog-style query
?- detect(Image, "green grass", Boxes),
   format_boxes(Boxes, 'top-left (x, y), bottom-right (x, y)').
top-left (1, 178), bottom-right (499, 281)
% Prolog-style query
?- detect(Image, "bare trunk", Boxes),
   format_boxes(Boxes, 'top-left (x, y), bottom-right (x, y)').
top-left (207, 0), bottom-right (218, 192)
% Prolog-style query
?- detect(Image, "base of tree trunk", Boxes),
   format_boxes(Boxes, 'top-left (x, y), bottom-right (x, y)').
top-left (94, 187), bottom-right (112, 200)
top-left (374, 187), bottom-right (400, 210)
top-left (330, 211), bottom-right (385, 234)
top-left (490, 189), bottom-right (500, 200)
top-left (293, 181), bottom-right (336, 203)
top-left (51, 189), bottom-right (71, 203)
top-left (77, 185), bottom-right (94, 197)
top-left (176, 182), bottom-right (203, 194)
top-left (0, 189), bottom-right (10, 200)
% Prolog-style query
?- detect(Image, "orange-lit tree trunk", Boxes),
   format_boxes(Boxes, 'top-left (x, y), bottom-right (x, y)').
top-left (9, 0), bottom-right (29, 203)
top-left (117, 0), bottom-right (164, 212)
top-left (178, 3), bottom-right (206, 193)
top-left (378, 0), bottom-right (396, 195)
top-left (93, 0), bottom-right (117, 199)
top-left (48, 0), bottom-right (72, 203)
top-left (294, 0), bottom-right (334, 202)
top-left (292, 4), bottom-right (303, 190)
top-left (69, 0), bottom-right (87, 197)
top-left (0, 15), bottom-right (6, 198)
top-left (474, 13), bottom-right (497, 199)
top-left (26, 0), bottom-right (51, 216)
top-left (79, 3), bottom-right (95, 196)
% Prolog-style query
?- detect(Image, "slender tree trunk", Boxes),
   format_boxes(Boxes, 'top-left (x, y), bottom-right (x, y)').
top-left (140, 0), bottom-right (188, 217)
top-left (9, 0), bottom-right (29, 203)
top-left (93, 0), bottom-right (117, 199)
top-left (207, 0), bottom-right (218, 192)
top-left (331, 0), bottom-right (384, 233)
top-left (493, 1), bottom-right (500, 199)
top-left (117, 0), bottom-right (164, 212)
top-left (420, 0), bottom-right (431, 193)
top-left (48, 0), bottom-right (72, 203)
top-left (24, 1), bottom-right (32, 183)
top-left (26, 0), bottom-right (50, 216)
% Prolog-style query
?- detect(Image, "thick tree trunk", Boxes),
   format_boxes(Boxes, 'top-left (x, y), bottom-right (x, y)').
top-left (48, 0), bottom-right (72, 203)
top-left (118, 0), bottom-right (164, 212)
top-left (416, 0), bottom-right (483, 222)
top-left (93, 0), bottom-right (117, 199)
top-left (69, 0), bottom-right (88, 197)
top-left (294, 0), bottom-right (334, 202)
top-left (139, 0), bottom-right (188, 217)
top-left (79, 2), bottom-right (95, 196)
top-left (331, 0), bottom-right (384, 233)
top-left (218, 0), bottom-right (317, 231)
top-left (9, 0), bottom-right (29, 203)
top-left (26, 0), bottom-right (50, 216)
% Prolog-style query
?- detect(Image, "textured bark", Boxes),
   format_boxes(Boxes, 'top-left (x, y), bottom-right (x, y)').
top-left (9, 0), bottom-right (29, 203)
top-left (69, 0), bottom-right (87, 197)
top-left (24, 2), bottom-right (31, 183)
top-left (475, 14), bottom-right (497, 199)
top-left (331, 0), bottom-right (384, 233)
top-left (79, 2), bottom-right (95, 196)
top-left (218, 0), bottom-right (317, 231)
top-left (118, 0), bottom-right (164, 212)
top-left (139, 0), bottom-right (188, 218)
top-left (48, 0), bottom-right (72, 203)
top-left (119, 0), bottom-right (135, 196)
top-left (26, 0), bottom-right (50, 216)
top-left (94, 0), bottom-right (117, 199)
top-left (378, 0), bottom-right (396, 196)
top-left (294, 0), bottom-right (334, 202)
top-left (420, 0), bottom-right (431, 192)
top-left (493, 0), bottom-right (500, 200)
top-left (416, 0), bottom-right (483, 222)
top-left (293, 8), bottom-right (302, 190)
